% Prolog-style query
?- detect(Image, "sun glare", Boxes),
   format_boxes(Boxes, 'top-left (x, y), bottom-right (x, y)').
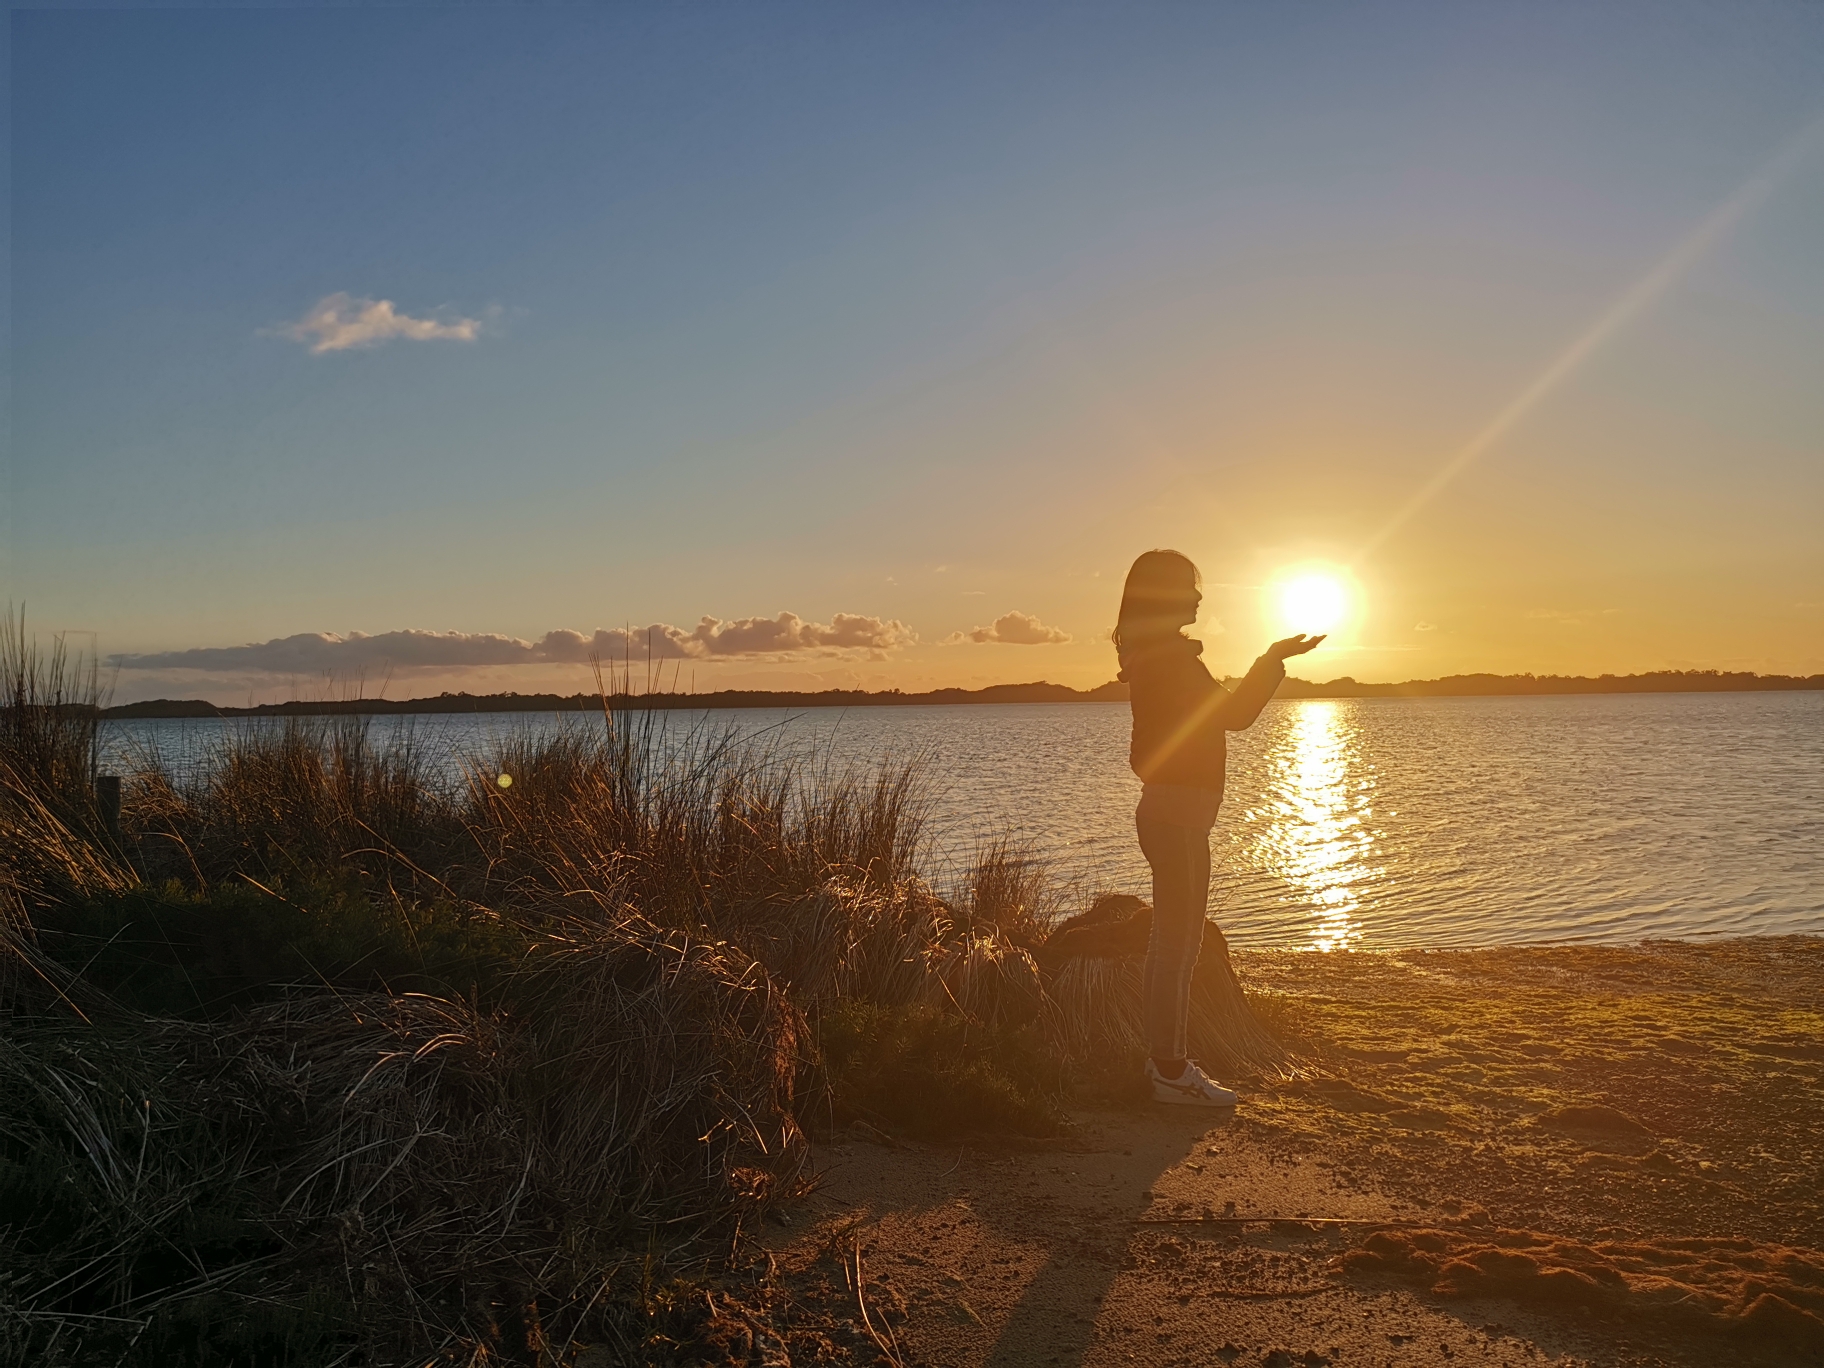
top-left (1277, 573), bottom-right (1350, 636)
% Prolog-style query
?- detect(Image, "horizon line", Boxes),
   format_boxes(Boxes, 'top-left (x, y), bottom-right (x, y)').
top-left (100, 668), bottom-right (1824, 718)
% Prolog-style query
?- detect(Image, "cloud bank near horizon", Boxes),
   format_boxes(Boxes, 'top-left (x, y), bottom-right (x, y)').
top-left (111, 613), bottom-right (917, 674)
top-left (272, 293), bottom-right (484, 353)
top-left (944, 611), bottom-right (1071, 645)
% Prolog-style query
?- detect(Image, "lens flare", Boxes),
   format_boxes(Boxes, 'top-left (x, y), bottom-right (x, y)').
top-left (1356, 112), bottom-right (1824, 562)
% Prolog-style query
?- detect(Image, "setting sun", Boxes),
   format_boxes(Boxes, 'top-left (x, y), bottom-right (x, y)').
top-left (1276, 572), bottom-right (1351, 636)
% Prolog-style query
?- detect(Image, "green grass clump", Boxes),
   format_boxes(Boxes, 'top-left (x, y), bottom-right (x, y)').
top-left (33, 877), bottom-right (520, 1018)
top-left (820, 999), bottom-right (1065, 1138)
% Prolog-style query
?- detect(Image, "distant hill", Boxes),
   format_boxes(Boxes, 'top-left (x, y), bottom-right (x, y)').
top-left (1276, 670), bottom-right (1824, 699)
top-left (99, 670), bottom-right (1821, 718)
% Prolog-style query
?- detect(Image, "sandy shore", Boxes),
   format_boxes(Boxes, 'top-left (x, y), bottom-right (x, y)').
top-left (750, 937), bottom-right (1823, 1367)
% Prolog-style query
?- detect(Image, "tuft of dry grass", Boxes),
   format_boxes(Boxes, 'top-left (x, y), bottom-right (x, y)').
top-left (127, 715), bottom-right (460, 894)
top-left (0, 636), bottom-right (1290, 1364)
top-left (0, 608), bottom-right (103, 811)
top-left (1045, 942), bottom-right (1293, 1080)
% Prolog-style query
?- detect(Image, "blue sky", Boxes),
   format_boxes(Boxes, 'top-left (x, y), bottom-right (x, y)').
top-left (8, 2), bottom-right (1822, 702)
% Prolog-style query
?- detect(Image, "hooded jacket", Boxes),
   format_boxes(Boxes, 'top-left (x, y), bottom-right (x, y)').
top-left (1118, 635), bottom-right (1285, 793)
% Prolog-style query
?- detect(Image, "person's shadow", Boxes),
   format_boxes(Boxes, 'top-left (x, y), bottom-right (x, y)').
top-left (980, 1106), bottom-right (1237, 1367)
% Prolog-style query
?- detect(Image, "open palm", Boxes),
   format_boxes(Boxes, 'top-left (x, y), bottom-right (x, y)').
top-left (1268, 634), bottom-right (1325, 660)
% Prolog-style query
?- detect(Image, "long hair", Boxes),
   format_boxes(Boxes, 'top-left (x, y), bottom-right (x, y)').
top-left (1113, 549), bottom-right (1200, 666)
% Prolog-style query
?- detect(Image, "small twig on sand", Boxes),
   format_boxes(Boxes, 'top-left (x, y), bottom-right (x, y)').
top-left (850, 1232), bottom-right (905, 1368)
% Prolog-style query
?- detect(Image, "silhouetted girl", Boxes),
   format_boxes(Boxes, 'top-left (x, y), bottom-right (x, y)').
top-left (1114, 550), bottom-right (1321, 1104)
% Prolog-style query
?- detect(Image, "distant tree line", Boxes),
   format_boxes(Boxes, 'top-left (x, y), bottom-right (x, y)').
top-left (98, 670), bottom-right (1822, 718)
top-left (1274, 670), bottom-right (1824, 699)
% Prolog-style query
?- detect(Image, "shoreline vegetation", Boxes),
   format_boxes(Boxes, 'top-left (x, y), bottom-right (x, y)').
top-left (7, 612), bottom-right (1820, 1367)
top-left (2, 618), bottom-right (1287, 1365)
top-left (104, 668), bottom-right (1824, 718)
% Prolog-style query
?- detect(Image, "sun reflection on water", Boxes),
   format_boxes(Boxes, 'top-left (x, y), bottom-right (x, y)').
top-left (1248, 700), bottom-right (1377, 951)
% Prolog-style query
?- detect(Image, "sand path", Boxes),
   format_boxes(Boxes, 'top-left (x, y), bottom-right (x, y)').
top-left (769, 1110), bottom-right (1636, 1368)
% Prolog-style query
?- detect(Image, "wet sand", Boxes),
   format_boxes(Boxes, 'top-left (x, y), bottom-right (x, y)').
top-left (760, 937), bottom-right (1823, 1367)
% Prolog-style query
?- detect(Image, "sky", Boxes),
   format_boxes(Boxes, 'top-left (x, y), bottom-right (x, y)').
top-left (7, 2), bottom-right (1823, 704)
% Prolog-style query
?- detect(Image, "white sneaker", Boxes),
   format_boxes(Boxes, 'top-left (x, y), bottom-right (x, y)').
top-left (1147, 1059), bottom-right (1238, 1107)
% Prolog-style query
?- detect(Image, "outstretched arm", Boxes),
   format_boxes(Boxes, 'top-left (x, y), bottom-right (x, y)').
top-left (1214, 634), bottom-right (1324, 731)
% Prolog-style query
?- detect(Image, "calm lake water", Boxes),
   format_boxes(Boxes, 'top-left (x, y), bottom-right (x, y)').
top-left (102, 692), bottom-right (1823, 952)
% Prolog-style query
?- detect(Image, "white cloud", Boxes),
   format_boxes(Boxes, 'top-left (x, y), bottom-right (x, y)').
top-left (942, 611), bottom-right (1072, 646)
top-left (111, 613), bottom-right (917, 673)
top-left (272, 292), bottom-right (483, 353)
